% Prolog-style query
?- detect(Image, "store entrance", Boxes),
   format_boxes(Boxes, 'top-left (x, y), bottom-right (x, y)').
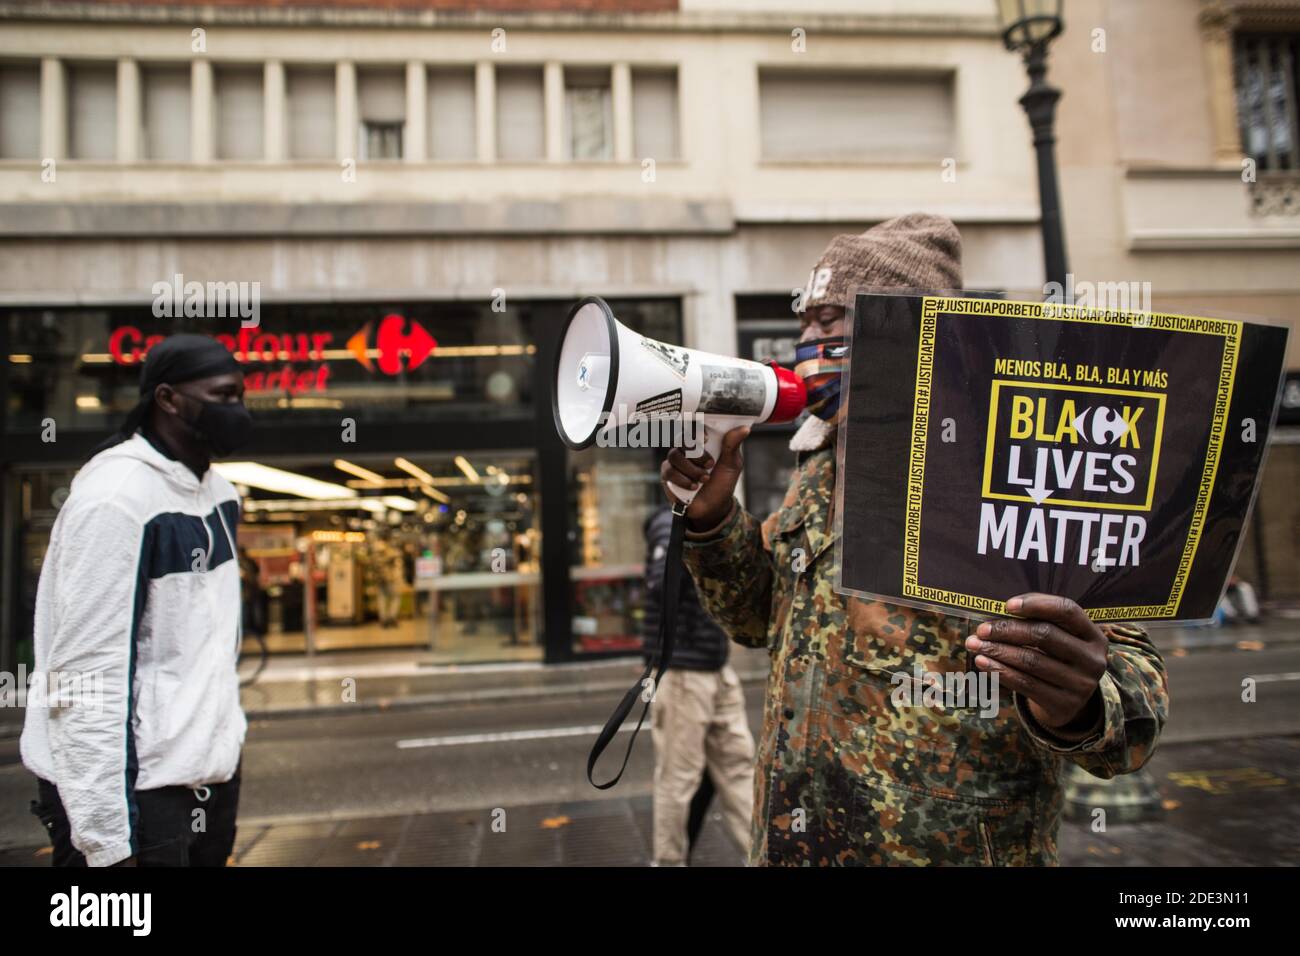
top-left (1, 294), bottom-right (685, 672)
top-left (9, 449), bottom-right (543, 668)
top-left (229, 450), bottom-right (542, 664)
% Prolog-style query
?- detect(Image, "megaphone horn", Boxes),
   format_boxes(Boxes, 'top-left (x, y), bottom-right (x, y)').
top-left (553, 296), bottom-right (806, 507)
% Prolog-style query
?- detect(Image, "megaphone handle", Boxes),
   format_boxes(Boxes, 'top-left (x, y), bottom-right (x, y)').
top-left (667, 423), bottom-right (725, 508)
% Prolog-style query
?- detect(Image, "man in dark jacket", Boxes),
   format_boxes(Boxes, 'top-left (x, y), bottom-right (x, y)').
top-left (643, 506), bottom-right (754, 866)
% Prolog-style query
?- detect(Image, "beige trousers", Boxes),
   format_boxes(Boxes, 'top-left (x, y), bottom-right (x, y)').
top-left (650, 664), bottom-right (755, 865)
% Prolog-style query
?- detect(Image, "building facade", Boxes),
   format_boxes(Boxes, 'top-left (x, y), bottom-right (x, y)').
top-left (8, 0), bottom-right (1293, 671)
top-left (0, 0), bottom-right (1045, 672)
top-left (1051, 0), bottom-right (1300, 604)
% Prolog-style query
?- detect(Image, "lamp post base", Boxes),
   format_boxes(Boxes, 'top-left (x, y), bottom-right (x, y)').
top-left (1063, 763), bottom-right (1165, 825)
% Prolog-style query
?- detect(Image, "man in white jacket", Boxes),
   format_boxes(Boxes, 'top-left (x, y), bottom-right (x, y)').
top-left (22, 333), bottom-right (252, 867)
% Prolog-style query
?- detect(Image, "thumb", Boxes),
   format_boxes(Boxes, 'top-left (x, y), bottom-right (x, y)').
top-left (714, 426), bottom-right (750, 471)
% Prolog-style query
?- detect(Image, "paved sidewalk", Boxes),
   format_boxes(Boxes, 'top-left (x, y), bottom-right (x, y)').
top-left (0, 646), bottom-right (772, 737)
top-left (237, 644), bottom-right (774, 719)
top-left (3, 734), bottom-right (1295, 867)
top-left (243, 613), bottom-right (1292, 714)
top-left (2, 615), bottom-right (1295, 738)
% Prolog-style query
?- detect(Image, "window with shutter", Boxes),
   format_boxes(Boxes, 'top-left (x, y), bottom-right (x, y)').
top-left (0, 64), bottom-right (40, 159)
top-left (287, 66), bottom-right (335, 161)
top-left (142, 66), bottom-right (190, 161)
top-left (215, 66), bottom-right (264, 161)
top-left (758, 69), bottom-right (955, 162)
top-left (565, 67), bottom-right (612, 161)
top-left (428, 67), bottom-right (476, 161)
top-left (358, 68), bottom-right (405, 160)
top-left (68, 63), bottom-right (117, 161)
top-left (496, 67), bottom-right (545, 161)
top-left (632, 68), bottom-right (678, 161)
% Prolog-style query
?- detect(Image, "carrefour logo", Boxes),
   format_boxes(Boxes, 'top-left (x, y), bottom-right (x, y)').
top-left (346, 314), bottom-right (437, 375)
top-left (108, 314), bottom-right (436, 376)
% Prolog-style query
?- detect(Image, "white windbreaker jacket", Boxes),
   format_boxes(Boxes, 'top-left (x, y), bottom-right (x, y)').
top-left (21, 432), bottom-right (247, 866)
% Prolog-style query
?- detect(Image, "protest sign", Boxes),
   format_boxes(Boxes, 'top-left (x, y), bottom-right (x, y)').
top-left (836, 294), bottom-right (1288, 622)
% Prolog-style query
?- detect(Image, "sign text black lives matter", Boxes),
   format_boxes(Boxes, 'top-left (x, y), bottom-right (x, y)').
top-left (837, 295), bottom-right (1287, 622)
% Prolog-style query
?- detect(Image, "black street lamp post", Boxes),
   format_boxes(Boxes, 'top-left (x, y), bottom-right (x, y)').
top-left (998, 0), bottom-right (1068, 288)
top-left (997, 1), bottom-right (1164, 827)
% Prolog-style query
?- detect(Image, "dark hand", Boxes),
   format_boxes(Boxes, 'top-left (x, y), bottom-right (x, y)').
top-left (965, 593), bottom-right (1109, 738)
top-left (659, 426), bottom-right (750, 532)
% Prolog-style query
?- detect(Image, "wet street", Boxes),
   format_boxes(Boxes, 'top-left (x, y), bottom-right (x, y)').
top-left (2, 631), bottom-right (1298, 866)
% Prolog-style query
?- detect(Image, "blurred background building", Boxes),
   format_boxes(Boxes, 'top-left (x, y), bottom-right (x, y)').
top-left (0, 0), bottom-right (1295, 676)
top-left (1052, 0), bottom-right (1300, 614)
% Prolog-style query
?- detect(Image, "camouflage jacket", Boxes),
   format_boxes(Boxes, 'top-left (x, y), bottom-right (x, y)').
top-left (682, 442), bottom-right (1169, 866)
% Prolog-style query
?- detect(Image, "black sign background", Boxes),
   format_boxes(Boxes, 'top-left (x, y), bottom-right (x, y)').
top-left (838, 294), bottom-right (1288, 622)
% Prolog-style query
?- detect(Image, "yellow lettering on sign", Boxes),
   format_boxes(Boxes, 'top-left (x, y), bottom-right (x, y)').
top-left (1054, 400), bottom-right (1078, 444)
top-left (1010, 395), bottom-right (1034, 439)
top-left (1120, 405), bottom-right (1144, 449)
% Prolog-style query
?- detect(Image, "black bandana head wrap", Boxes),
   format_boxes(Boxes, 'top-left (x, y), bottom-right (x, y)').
top-left (96, 334), bottom-right (242, 455)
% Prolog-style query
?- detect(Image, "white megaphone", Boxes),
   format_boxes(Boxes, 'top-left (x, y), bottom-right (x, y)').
top-left (553, 296), bottom-right (806, 507)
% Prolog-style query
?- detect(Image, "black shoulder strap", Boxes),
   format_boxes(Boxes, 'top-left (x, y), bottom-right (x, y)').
top-left (586, 507), bottom-right (687, 789)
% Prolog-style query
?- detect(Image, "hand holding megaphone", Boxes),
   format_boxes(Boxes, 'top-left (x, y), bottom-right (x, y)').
top-left (661, 426), bottom-right (750, 531)
top-left (553, 294), bottom-right (805, 518)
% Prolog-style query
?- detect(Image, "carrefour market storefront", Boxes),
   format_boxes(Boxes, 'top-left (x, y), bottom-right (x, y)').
top-left (0, 297), bottom-right (680, 672)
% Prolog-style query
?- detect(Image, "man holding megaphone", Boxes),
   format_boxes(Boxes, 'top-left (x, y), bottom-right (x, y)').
top-left (661, 214), bottom-right (1169, 866)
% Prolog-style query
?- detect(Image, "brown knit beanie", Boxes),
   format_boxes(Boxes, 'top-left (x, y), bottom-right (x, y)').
top-left (800, 213), bottom-right (963, 311)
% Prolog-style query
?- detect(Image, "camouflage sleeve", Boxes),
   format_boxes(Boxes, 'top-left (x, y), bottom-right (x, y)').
top-left (1012, 622), bottom-right (1169, 779)
top-left (680, 498), bottom-right (775, 649)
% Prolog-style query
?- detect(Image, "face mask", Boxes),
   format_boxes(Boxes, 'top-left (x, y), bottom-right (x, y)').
top-left (794, 336), bottom-right (849, 423)
top-left (176, 392), bottom-right (254, 458)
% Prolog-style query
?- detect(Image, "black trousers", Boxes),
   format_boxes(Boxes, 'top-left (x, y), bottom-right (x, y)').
top-left (30, 765), bottom-right (241, 867)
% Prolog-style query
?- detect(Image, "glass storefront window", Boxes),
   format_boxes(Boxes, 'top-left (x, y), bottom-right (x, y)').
top-left (567, 445), bottom-right (660, 655)
top-left (416, 450), bottom-right (541, 664)
top-left (229, 450), bottom-right (541, 664)
top-left (3, 294), bottom-right (685, 668)
top-left (9, 450), bottom-right (542, 667)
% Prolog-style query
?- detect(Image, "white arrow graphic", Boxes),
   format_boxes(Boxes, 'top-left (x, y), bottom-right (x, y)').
top-left (1027, 448), bottom-right (1054, 504)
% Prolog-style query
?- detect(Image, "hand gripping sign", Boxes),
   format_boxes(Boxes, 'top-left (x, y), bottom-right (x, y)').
top-left (834, 294), bottom-right (1288, 623)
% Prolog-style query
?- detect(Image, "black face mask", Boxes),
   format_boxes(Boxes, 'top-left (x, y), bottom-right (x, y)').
top-left (175, 392), bottom-right (253, 458)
